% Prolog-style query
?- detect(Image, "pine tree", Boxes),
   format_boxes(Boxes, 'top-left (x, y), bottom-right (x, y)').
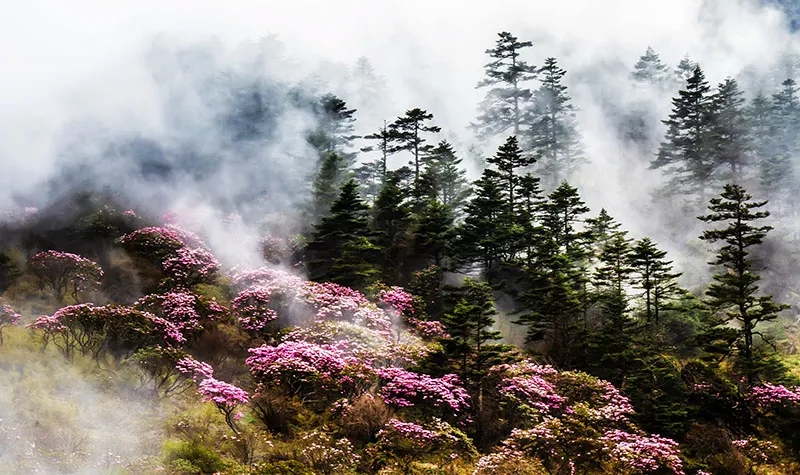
top-left (361, 121), bottom-right (395, 182)
top-left (516, 173), bottom-right (545, 267)
top-left (540, 182), bottom-right (592, 261)
top-left (631, 46), bottom-right (671, 87)
top-left (388, 108), bottom-right (441, 184)
top-left (472, 31), bottom-right (537, 139)
top-left (457, 169), bottom-right (509, 273)
top-left (372, 174), bottom-right (412, 283)
top-left (486, 136), bottom-right (530, 211)
top-left (708, 78), bottom-right (751, 184)
top-left (416, 141), bottom-right (472, 215)
top-left (526, 58), bottom-right (584, 187)
top-left (629, 238), bottom-right (683, 325)
top-left (413, 199), bottom-right (456, 268)
top-left (515, 182), bottom-right (592, 367)
top-left (307, 94), bottom-right (359, 166)
top-left (652, 66), bottom-right (715, 202)
top-left (771, 78), bottom-right (800, 157)
top-left (698, 184), bottom-right (790, 384)
top-left (586, 208), bottom-right (622, 254)
top-left (442, 278), bottom-right (504, 381)
top-left (306, 179), bottom-right (379, 288)
top-left (674, 55), bottom-right (698, 83)
top-left (311, 152), bottom-right (348, 223)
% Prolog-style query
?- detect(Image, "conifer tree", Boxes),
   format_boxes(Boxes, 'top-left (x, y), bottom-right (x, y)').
top-left (652, 66), bottom-right (715, 201)
top-left (631, 46), bottom-right (671, 87)
top-left (361, 121), bottom-right (395, 182)
top-left (473, 31), bottom-right (537, 138)
top-left (456, 170), bottom-right (508, 273)
top-left (372, 174), bottom-right (412, 283)
top-left (416, 141), bottom-right (472, 215)
top-left (311, 152), bottom-right (348, 223)
top-left (486, 136), bottom-right (530, 211)
top-left (306, 179), bottom-right (379, 288)
top-left (307, 94), bottom-right (359, 165)
top-left (629, 238), bottom-right (683, 325)
top-left (771, 78), bottom-right (800, 157)
top-left (586, 208), bottom-right (622, 254)
top-left (674, 55), bottom-right (698, 83)
top-left (413, 199), bottom-right (456, 268)
top-left (709, 78), bottom-right (751, 184)
top-left (516, 172), bottom-right (545, 266)
top-left (442, 278), bottom-right (504, 382)
top-left (515, 182), bottom-right (591, 367)
top-left (526, 58), bottom-right (584, 187)
top-left (698, 184), bottom-right (789, 384)
top-left (389, 108), bottom-right (441, 183)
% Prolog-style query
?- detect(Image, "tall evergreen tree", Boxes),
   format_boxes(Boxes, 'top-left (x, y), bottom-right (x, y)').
top-left (413, 199), bottom-right (456, 268)
top-left (310, 152), bottom-right (348, 223)
top-left (631, 46), bottom-right (671, 87)
top-left (526, 58), bottom-right (584, 187)
top-left (306, 179), bottom-right (379, 288)
top-left (698, 184), bottom-right (790, 384)
top-left (472, 31), bottom-right (537, 138)
top-left (486, 136), bottom-right (530, 211)
top-left (361, 121), bottom-right (395, 182)
top-left (372, 174), bottom-right (412, 283)
top-left (629, 238), bottom-right (683, 325)
top-left (389, 108), bottom-right (441, 183)
top-left (708, 78), bottom-right (751, 184)
top-left (457, 170), bottom-right (509, 273)
top-left (674, 55), bottom-right (698, 83)
top-left (416, 140), bottom-right (472, 215)
top-left (516, 173), bottom-right (546, 267)
top-left (307, 94), bottom-right (359, 165)
top-left (652, 66), bottom-right (715, 201)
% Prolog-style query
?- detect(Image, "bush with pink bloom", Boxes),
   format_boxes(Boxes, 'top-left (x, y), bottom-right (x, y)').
top-left (0, 302), bottom-right (21, 345)
top-left (29, 250), bottom-right (103, 301)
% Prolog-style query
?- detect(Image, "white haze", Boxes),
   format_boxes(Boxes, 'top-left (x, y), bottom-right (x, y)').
top-left (1, 1), bottom-right (799, 468)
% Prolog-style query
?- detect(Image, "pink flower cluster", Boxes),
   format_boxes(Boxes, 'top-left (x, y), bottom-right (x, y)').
top-left (198, 378), bottom-right (249, 408)
top-left (30, 250), bottom-right (104, 296)
top-left (162, 247), bottom-right (220, 286)
top-left (601, 429), bottom-right (685, 475)
top-left (176, 356), bottom-right (214, 382)
top-left (246, 341), bottom-right (374, 397)
top-left (377, 367), bottom-right (471, 415)
top-left (136, 292), bottom-right (202, 334)
top-left (747, 383), bottom-right (800, 408)
top-left (377, 419), bottom-right (440, 449)
top-left (377, 287), bottom-right (416, 316)
top-left (232, 286), bottom-right (279, 332)
top-left (499, 375), bottom-right (565, 415)
top-left (0, 303), bottom-right (21, 326)
top-left (731, 437), bottom-right (777, 464)
top-left (228, 267), bottom-right (394, 336)
top-left (407, 318), bottom-right (449, 339)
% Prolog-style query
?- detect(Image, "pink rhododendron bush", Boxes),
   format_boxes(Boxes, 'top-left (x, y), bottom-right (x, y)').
top-left (29, 250), bottom-right (104, 301)
top-left (475, 361), bottom-right (687, 475)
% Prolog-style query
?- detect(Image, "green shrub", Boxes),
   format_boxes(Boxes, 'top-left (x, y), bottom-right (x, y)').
top-left (164, 439), bottom-right (227, 474)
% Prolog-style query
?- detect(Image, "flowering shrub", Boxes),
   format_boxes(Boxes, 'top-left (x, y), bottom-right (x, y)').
top-left (377, 286), bottom-right (417, 317)
top-left (29, 250), bottom-right (103, 301)
top-left (480, 360), bottom-right (684, 475)
top-left (600, 429), bottom-right (685, 474)
top-left (407, 317), bottom-right (449, 339)
top-left (197, 377), bottom-right (250, 434)
top-left (231, 286), bottom-right (279, 333)
top-left (373, 418), bottom-right (477, 472)
top-left (747, 383), bottom-right (800, 408)
top-left (162, 247), bottom-right (220, 286)
top-left (377, 367), bottom-right (471, 421)
top-left (246, 341), bottom-right (376, 402)
top-left (731, 437), bottom-right (779, 465)
top-left (176, 356), bottom-right (214, 382)
top-left (298, 430), bottom-right (360, 475)
top-left (134, 292), bottom-right (225, 338)
top-left (0, 302), bottom-right (21, 344)
top-left (118, 226), bottom-right (195, 262)
top-left (29, 304), bottom-right (184, 359)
